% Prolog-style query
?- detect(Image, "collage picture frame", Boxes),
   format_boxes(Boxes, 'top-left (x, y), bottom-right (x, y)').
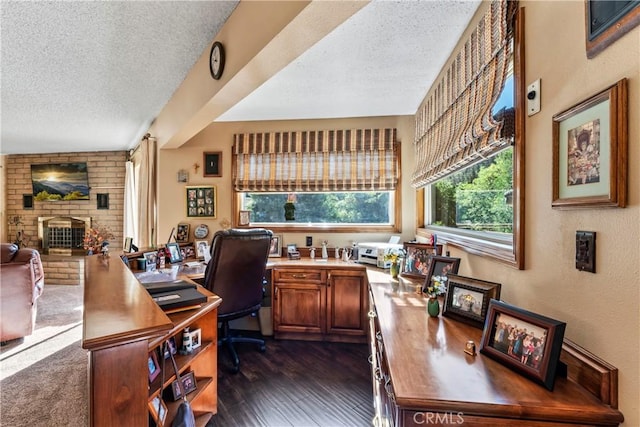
top-left (186, 186), bottom-right (217, 218)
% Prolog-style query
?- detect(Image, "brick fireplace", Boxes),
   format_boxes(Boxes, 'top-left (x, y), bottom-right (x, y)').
top-left (38, 216), bottom-right (91, 256)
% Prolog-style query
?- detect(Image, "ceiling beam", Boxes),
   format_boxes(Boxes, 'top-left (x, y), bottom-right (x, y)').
top-left (153, 0), bottom-right (369, 150)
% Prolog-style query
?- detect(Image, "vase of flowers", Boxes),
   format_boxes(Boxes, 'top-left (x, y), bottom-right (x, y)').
top-left (82, 224), bottom-right (113, 255)
top-left (384, 248), bottom-right (405, 280)
top-left (425, 275), bottom-right (447, 317)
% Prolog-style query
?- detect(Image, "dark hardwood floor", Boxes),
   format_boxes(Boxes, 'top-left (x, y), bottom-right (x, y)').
top-left (207, 336), bottom-right (373, 427)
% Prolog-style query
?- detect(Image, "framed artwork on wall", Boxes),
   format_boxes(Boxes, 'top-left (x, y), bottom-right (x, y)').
top-left (176, 223), bottom-right (190, 243)
top-left (186, 186), bottom-right (217, 218)
top-left (585, 0), bottom-right (640, 58)
top-left (552, 78), bottom-right (627, 209)
top-left (203, 152), bottom-right (222, 177)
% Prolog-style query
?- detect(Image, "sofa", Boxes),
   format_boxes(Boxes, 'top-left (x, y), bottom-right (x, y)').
top-left (1, 243), bottom-right (45, 343)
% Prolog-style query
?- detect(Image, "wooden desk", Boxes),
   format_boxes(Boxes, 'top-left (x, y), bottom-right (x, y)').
top-left (368, 277), bottom-right (624, 427)
top-left (82, 255), bottom-right (222, 426)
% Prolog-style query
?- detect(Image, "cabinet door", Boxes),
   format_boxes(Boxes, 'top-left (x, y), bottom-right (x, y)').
top-left (273, 282), bottom-right (325, 334)
top-left (326, 269), bottom-right (367, 335)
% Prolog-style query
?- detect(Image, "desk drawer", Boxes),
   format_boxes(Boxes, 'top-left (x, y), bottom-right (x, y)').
top-left (274, 269), bottom-right (324, 283)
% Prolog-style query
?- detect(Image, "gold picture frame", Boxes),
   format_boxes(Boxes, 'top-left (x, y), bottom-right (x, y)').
top-left (552, 78), bottom-right (627, 209)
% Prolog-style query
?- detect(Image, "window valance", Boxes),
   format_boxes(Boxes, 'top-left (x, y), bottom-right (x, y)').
top-left (233, 128), bottom-right (398, 192)
top-left (411, 0), bottom-right (518, 187)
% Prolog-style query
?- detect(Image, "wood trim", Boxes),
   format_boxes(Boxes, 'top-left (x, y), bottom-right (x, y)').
top-left (560, 339), bottom-right (619, 408)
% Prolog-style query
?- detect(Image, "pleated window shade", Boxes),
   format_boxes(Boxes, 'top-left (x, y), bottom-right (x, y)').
top-left (411, 0), bottom-right (518, 188)
top-left (233, 128), bottom-right (398, 192)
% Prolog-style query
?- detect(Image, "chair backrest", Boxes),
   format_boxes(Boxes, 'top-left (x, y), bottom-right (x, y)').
top-left (202, 228), bottom-right (273, 318)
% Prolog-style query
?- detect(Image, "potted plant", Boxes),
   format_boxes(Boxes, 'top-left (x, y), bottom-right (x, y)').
top-left (384, 248), bottom-right (405, 279)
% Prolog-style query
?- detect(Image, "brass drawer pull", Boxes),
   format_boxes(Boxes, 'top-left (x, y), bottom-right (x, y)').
top-left (291, 274), bottom-right (307, 279)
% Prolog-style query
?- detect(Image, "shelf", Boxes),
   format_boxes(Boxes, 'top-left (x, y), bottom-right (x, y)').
top-left (148, 340), bottom-right (214, 397)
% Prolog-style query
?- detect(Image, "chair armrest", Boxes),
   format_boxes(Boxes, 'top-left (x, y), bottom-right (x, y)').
top-left (0, 262), bottom-right (39, 303)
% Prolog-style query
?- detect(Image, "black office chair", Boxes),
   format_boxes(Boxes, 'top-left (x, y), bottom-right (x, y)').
top-left (202, 228), bottom-right (272, 373)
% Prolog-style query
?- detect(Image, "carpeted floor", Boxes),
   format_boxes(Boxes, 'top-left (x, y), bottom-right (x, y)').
top-left (0, 284), bottom-right (87, 426)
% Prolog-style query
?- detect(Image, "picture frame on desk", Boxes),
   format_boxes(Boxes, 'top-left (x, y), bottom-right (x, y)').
top-left (143, 252), bottom-right (157, 272)
top-left (187, 328), bottom-right (202, 350)
top-left (165, 242), bottom-right (183, 263)
top-left (442, 274), bottom-right (501, 328)
top-left (123, 237), bottom-right (133, 252)
top-left (176, 223), bottom-right (190, 243)
top-left (169, 371), bottom-right (197, 401)
top-left (422, 255), bottom-right (461, 293)
top-left (148, 396), bottom-right (168, 425)
top-left (148, 351), bottom-right (161, 383)
top-left (195, 240), bottom-right (210, 260)
top-left (269, 234), bottom-right (282, 257)
top-left (401, 242), bottom-right (441, 279)
top-left (183, 244), bottom-right (196, 260)
top-left (480, 299), bottom-right (566, 391)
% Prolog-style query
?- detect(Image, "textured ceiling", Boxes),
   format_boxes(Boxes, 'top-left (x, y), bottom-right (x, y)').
top-left (0, 0), bottom-right (480, 155)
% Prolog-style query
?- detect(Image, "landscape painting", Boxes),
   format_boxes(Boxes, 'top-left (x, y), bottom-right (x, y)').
top-left (31, 163), bottom-right (90, 201)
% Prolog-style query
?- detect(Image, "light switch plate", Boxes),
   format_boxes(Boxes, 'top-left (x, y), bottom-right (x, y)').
top-left (527, 79), bottom-right (541, 116)
top-left (576, 231), bottom-right (595, 273)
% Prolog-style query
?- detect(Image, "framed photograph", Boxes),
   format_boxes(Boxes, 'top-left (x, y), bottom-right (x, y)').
top-left (143, 251), bottom-right (157, 272)
top-left (165, 242), bottom-right (183, 264)
top-left (148, 396), bottom-right (168, 425)
top-left (123, 237), bottom-right (133, 252)
top-left (195, 240), bottom-right (210, 259)
top-left (585, 1), bottom-right (640, 58)
top-left (148, 351), bottom-right (161, 383)
top-left (163, 337), bottom-right (178, 359)
top-left (269, 234), bottom-right (282, 258)
top-left (442, 274), bottom-right (501, 329)
top-left (183, 244), bottom-right (196, 260)
top-left (422, 255), bottom-right (461, 293)
top-left (401, 242), bottom-right (441, 279)
top-left (176, 223), bottom-right (190, 243)
top-left (480, 300), bottom-right (566, 391)
top-left (170, 371), bottom-right (197, 401)
top-left (238, 210), bottom-right (251, 226)
top-left (203, 151), bottom-right (222, 177)
top-left (186, 186), bottom-right (217, 218)
top-left (188, 328), bottom-right (202, 350)
top-left (552, 78), bottom-right (627, 209)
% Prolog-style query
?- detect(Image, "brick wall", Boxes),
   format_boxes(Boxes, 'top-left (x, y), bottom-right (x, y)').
top-left (4, 151), bottom-right (126, 284)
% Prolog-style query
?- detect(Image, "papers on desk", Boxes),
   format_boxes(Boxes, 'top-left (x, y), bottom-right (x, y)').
top-left (134, 265), bottom-right (180, 283)
top-left (185, 261), bottom-right (203, 268)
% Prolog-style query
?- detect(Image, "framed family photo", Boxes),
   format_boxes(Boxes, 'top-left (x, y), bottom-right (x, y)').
top-left (442, 274), bottom-right (501, 328)
top-left (176, 223), bottom-right (190, 243)
top-left (480, 300), bottom-right (566, 391)
top-left (148, 396), bottom-right (168, 425)
top-left (269, 234), bottom-right (282, 258)
top-left (552, 78), bottom-right (627, 209)
top-left (401, 242), bottom-right (441, 279)
top-left (165, 242), bottom-right (183, 264)
top-left (422, 255), bottom-right (461, 293)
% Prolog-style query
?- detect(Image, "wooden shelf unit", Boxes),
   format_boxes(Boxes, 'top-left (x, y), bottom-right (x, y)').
top-left (82, 255), bottom-right (221, 426)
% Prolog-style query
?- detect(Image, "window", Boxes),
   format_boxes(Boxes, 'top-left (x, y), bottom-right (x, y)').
top-left (233, 128), bottom-right (400, 232)
top-left (239, 191), bottom-right (394, 226)
top-left (416, 2), bottom-right (524, 269)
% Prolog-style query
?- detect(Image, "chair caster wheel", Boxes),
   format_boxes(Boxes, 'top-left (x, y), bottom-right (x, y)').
top-left (259, 344), bottom-right (266, 353)
top-left (230, 365), bottom-right (240, 374)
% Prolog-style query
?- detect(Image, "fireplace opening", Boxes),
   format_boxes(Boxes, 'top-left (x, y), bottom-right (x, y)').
top-left (38, 217), bottom-right (91, 256)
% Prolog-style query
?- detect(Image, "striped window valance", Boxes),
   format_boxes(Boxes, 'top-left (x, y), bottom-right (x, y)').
top-left (233, 128), bottom-right (398, 192)
top-left (411, 0), bottom-right (518, 188)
